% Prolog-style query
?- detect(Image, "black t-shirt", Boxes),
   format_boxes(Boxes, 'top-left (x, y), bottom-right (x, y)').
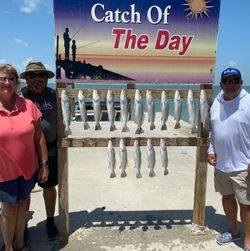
top-left (21, 86), bottom-right (57, 155)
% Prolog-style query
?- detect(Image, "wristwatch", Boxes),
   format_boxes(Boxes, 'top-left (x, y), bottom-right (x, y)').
top-left (40, 160), bottom-right (49, 166)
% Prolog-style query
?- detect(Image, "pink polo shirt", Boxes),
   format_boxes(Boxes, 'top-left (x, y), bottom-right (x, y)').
top-left (0, 94), bottom-right (42, 182)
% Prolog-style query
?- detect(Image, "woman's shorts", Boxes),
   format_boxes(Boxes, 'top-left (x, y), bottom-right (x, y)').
top-left (0, 172), bottom-right (36, 205)
top-left (214, 168), bottom-right (250, 205)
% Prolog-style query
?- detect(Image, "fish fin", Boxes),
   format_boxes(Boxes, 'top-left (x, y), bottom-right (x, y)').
top-left (135, 127), bottom-right (144, 134)
top-left (164, 169), bottom-right (169, 176)
top-left (136, 171), bottom-right (142, 179)
top-left (84, 123), bottom-right (90, 130)
top-left (110, 124), bottom-right (117, 131)
top-left (150, 124), bottom-right (156, 130)
top-left (95, 123), bottom-right (102, 130)
top-left (121, 171), bottom-right (127, 178)
top-left (161, 124), bottom-right (167, 130)
top-left (122, 125), bottom-right (130, 132)
top-left (149, 170), bottom-right (156, 177)
top-left (174, 122), bottom-right (181, 129)
top-left (110, 171), bottom-right (116, 178)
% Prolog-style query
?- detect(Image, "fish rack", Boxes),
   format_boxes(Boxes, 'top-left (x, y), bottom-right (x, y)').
top-left (56, 83), bottom-right (212, 237)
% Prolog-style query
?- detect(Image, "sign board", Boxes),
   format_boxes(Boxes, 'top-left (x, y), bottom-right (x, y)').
top-left (54, 0), bottom-right (221, 83)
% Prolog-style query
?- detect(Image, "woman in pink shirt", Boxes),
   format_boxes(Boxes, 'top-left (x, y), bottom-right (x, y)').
top-left (0, 64), bottom-right (48, 251)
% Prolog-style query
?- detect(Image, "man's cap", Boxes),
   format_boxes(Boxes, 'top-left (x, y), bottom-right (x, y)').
top-left (20, 61), bottom-right (54, 79)
top-left (221, 68), bottom-right (241, 81)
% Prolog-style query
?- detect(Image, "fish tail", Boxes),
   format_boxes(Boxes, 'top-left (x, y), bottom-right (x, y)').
top-left (161, 124), bottom-right (167, 131)
top-left (110, 124), bottom-right (117, 131)
top-left (110, 171), bottom-right (116, 178)
top-left (149, 170), bottom-right (156, 177)
top-left (150, 123), bottom-right (156, 130)
top-left (135, 127), bottom-right (144, 134)
top-left (122, 125), bottom-right (130, 132)
top-left (95, 122), bottom-right (102, 130)
top-left (164, 169), bottom-right (169, 176)
top-left (121, 171), bottom-right (127, 178)
top-left (136, 171), bottom-right (142, 179)
top-left (84, 122), bottom-right (90, 130)
top-left (174, 122), bottom-right (181, 129)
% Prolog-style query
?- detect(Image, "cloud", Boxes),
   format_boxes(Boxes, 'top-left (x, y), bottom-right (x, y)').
top-left (15, 38), bottom-right (29, 47)
top-left (22, 57), bottom-right (33, 67)
top-left (0, 59), bottom-right (7, 64)
top-left (19, 0), bottom-right (42, 13)
top-left (228, 60), bottom-right (237, 67)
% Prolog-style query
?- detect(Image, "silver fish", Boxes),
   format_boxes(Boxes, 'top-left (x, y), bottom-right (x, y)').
top-left (147, 139), bottom-right (155, 177)
top-left (134, 89), bottom-right (144, 134)
top-left (61, 89), bottom-right (72, 136)
top-left (106, 90), bottom-right (117, 131)
top-left (187, 89), bottom-right (197, 134)
top-left (161, 90), bottom-right (169, 130)
top-left (78, 90), bottom-right (90, 130)
top-left (160, 139), bottom-right (169, 176)
top-left (200, 89), bottom-right (209, 127)
top-left (119, 139), bottom-right (128, 178)
top-left (146, 90), bottom-right (156, 130)
top-left (120, 89), bottom-right (129, 132)
top-left (133, 140), bottom-right (142, 178)
top-left (93, 89), bottom-right (102, 130)
top-left (174, 90), bottom-right (182, 129)
top-left (108, 140), bottom-right (116, 178)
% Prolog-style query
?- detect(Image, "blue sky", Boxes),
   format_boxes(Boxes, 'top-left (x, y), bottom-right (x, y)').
top-left (1, 0), bottom-right (250, 85)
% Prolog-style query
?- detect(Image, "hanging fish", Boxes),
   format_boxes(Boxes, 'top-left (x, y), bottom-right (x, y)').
top-left (147, 139), bottom-right (155, 177)
top-left (133, 140), bottom-right (142, 178)
top-left (146, 90), bottom-right (156, 130)
top-left (187, 89), bottom-right (197, 134)
top-left (161, 90), bottom-right (169, 130)
top-left (120, 89), bottom-right (130, 132)
top-left (174, 90), bottom-right (182, 129)
top-left (61, 89), bottom-right (72, 136)
top-left (134, 89), bottom-right (144, 134)
top-left (108, 140), bottom-right (116, 178)
top-left (106, 90), bottom-right (117, 131)
top-left (93, 89), bottom-right (102, 130)
top-left (160, 139), bottom-right (169, 176)
top-left (200, 89), bottom-right (209, 127)
top-left (78, 90), bottom-right (90, 130)
top-left (119, 139), bottom-right (128, 178)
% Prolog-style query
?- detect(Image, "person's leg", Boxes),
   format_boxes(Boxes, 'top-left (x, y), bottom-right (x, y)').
top-left (222, 194), bottom-right (239, 235)
top-left (239, 204), bottom-right (250, 248)
top-left (0, 202), bottom-right (17, 251)
top-left (43, 187), bottom-right (56, 218)
top-left (43, 186), bottom-right (58, 240)
top-left (14, 198), bottom-right (29, 250)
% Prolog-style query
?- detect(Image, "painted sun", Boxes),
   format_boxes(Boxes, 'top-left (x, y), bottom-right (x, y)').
top-left (183, 0), bottom-right (213, 20)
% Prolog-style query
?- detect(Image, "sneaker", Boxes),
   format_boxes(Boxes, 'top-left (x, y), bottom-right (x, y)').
top-left (244, 248), bottom-right (250, 251)
top-left (46, 221), bottom-right (58, 241)
top-left (216, 231), bottom-right (241, 245)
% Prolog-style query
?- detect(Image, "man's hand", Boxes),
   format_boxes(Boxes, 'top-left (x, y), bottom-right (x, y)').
top-left (208, 153), bottom-right (216, 166)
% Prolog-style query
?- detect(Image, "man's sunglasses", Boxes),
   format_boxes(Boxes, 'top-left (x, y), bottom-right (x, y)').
top-left (28, 72), bottom-right (47, 78)
top-left (222, 78), bottom-right (241, 85)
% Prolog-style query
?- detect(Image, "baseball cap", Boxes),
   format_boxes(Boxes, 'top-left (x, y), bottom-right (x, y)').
top-left (221, 68), bottom-right (241, 81)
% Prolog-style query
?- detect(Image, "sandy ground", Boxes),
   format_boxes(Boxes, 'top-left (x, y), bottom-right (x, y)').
top-left (0, 114), bottom-right (245, 250)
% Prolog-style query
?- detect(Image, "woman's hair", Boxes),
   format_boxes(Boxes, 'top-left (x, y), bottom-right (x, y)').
top-left (0, 63), bottom-right (19, 81)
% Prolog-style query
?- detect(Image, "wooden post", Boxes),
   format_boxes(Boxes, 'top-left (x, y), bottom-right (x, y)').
top-left (192, 84), bottom-right (212, 226)
top-left (56, 85), bottom-right (69, 237)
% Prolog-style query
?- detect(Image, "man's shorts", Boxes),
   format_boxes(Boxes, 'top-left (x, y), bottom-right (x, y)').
top-left (0, 173), bottom-right (36, 204)
top-left (37, 154), bottom-right (58, 188)
top-left (214, 168), bottom-right (250, 205)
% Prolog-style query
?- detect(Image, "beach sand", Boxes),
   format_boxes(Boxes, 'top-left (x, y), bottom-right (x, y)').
top-left (1, 114), bottom-right (244, 250)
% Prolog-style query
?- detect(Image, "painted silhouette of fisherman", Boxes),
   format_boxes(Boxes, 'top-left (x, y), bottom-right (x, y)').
top-left (71, 40), bottom-right (76, 61)
top-left (63, 27), bottom-right (71, 59)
